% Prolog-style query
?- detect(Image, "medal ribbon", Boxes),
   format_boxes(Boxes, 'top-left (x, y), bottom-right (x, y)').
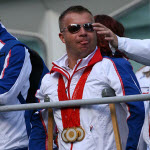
top-left (58, 66), bottom-right (93, 128)
top-left (57, 48), bottom-right (102, 129)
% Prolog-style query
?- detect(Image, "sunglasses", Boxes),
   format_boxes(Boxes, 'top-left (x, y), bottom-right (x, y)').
top-left (61, 23), bottom-right (94, 34)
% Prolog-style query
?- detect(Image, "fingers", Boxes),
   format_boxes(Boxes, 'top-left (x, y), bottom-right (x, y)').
top-left (96, 30), bottom-right (111, 36)
top-left (92, 23), bottom-right (106, 28)
top-left (92, 23), bottom-right (108, 31)
top-left (92, 23), bottom-right (111, 37)
top-left (92, 22), bottom-right (118, 48)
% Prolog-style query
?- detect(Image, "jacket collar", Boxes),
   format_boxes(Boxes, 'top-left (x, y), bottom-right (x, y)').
top-left (50, 47), bottom-right (103, 78)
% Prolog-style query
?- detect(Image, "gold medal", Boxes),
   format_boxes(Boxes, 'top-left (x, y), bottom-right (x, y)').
top-left (65, 127), bottom-right (78, 142)
top-left (76, 126), bottom-right (85, 141)
top-left (61, 128), bottom-right (68, 143)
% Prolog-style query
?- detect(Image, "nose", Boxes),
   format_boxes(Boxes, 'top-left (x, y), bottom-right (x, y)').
top-left (79, 26), bottom-right (87, 37)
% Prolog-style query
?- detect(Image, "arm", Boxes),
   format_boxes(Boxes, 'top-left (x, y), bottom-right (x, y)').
top-left (103, 57), bottom-right (145, 150)
top-left (0, 45), bottom-right (31, 105)
top-left (93, 23), bottom-right (150, 65)
top-left (117, 36), bottom-right (150, 65)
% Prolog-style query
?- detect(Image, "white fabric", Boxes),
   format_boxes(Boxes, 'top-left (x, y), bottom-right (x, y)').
top-left (117, 36), bottom-right (150, 65)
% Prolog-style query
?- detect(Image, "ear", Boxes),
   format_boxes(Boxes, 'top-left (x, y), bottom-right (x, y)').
top-left (59, 33), bottom-right (65, 43)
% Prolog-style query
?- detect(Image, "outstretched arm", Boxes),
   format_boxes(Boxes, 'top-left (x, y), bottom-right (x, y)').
top-left (93, 22), bottom-right (150, 65)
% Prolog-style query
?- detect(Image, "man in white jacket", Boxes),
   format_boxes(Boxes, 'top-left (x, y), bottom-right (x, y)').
top-left (29, 6), bottom-right (145, 150)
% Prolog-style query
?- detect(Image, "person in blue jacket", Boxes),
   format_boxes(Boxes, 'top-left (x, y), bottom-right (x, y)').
top-left (0, 21), bottom-right (49, 150)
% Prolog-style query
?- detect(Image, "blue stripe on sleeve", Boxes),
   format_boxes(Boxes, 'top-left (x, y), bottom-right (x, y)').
top-left (29, 111), bottom-right (47, 150)
top-left (0, 45), bottom-right (25, 94)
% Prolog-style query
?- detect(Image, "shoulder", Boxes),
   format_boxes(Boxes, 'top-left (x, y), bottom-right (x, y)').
top-left (11, 44), bottom-right (26, 55)
top-left (41, 72), bottom-right (59, 90)
top-left (95, 56), bottom-right (132, 71)
top-left (103, 56), bottom-right (130, 65)
top-left (93, 56), bottom-right (135, 83)
top-left (136, 66), bottom-right (145, 77)
top-left (7, 44), bottom-right (26, 60)
top-left (91, 57), bottom-right (128, 78)
top-left (136, 66), bottom-right (150, 80)
top-left (7, 46), bottom-right (31, 69)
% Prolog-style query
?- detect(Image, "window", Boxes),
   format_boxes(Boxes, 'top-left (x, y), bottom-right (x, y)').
top-left (12, 34), bottom-right (47, 65)
top-left (116, 1), bottom-right (150, 72)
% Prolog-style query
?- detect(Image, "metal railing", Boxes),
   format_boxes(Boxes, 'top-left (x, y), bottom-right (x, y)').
top-left (0, 93), bottom-right (150, 112)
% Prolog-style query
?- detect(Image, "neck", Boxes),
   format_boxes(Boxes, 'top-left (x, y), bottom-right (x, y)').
top-left (68, 57), bottom-right (78, 69)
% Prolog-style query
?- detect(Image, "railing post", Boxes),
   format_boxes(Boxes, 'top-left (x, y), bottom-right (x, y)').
top-left (45, 95), bottom-right (53, 150)
top-left (102, 88), bottom-right (122, 150)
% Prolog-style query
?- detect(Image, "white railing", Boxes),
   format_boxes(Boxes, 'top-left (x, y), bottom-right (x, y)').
top-left (0, 93), bottom-right (150, 112)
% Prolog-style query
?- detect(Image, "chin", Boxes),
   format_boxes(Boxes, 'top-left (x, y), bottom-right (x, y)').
top-left (79, 49), bottom-right (91, 57)
top-left (80, 45), bottom-right (89, 50)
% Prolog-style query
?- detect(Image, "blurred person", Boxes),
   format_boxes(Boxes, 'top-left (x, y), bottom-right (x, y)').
top-left (29, 6), bottom-right (145, 150)
top-left (136, 66), bottom-right (150, 94)
top-left (0, 21), bottom-right (49, 150)
top-left (136, 66), bottom-right (150, 149)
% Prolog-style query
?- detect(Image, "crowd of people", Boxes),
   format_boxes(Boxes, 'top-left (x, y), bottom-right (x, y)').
top-left (0, 5), bottom-right (150, 150)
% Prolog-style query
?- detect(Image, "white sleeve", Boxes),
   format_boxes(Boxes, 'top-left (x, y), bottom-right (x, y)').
top-left (35, 73), bottom-right (51, 103)
top-left (118, 36), bottom-right (150, 65)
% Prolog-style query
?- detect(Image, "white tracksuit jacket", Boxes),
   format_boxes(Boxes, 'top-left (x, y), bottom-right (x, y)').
top-left (29, 47), bottom-right (145, 150)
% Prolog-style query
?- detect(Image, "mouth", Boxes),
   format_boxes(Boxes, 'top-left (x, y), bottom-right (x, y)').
top-left (79, 40), bottom-right (89, 45)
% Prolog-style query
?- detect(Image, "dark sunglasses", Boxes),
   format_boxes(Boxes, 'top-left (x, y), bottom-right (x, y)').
top-left (61, 23), bottom-right (94, 34)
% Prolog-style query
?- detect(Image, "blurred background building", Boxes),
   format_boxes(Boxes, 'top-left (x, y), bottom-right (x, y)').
top-left (0, 0), bottom-right (149, 71)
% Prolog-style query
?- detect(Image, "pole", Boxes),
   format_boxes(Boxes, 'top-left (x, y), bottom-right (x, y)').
top-left (102, 88), bottom-right (122, 150)
top-left (45, 95), bottom-right (53, 150)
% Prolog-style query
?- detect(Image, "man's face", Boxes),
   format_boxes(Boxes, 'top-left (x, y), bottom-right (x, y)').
top-left (59, 12), bottom-right (97, 59)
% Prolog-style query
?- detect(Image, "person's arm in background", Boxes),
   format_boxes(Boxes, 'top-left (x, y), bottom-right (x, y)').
top-left (0, 45), bottom-right (32, 105)
top-left (93, 23), bottom-right (150, 65)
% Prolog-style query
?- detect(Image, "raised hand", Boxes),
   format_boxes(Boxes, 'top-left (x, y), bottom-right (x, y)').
top-left (93, 23), bottom-right (118, 48)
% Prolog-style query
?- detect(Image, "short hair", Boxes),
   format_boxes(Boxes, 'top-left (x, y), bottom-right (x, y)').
top-left (59, 5), bottom-right (93, 31)
top-left (94, 15), bottom-right (125, 57)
